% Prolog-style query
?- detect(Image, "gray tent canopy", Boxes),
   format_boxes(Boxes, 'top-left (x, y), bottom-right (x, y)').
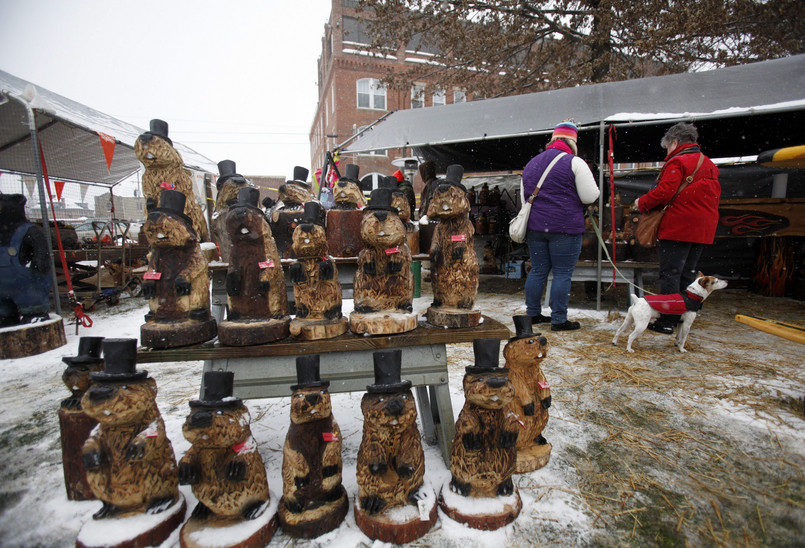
top-left (341, 55), bottom-right (805, 172)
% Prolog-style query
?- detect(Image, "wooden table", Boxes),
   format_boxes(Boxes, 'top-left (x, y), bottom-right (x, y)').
top-left (137, 316), bottom-right (511, 464)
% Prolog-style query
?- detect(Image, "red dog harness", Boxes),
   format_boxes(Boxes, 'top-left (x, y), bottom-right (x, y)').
top-left (644, 290), bottom-right (704, 315)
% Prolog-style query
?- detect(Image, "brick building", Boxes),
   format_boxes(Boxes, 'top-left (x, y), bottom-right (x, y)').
top-left (310, 0), bottom-right (476, 202)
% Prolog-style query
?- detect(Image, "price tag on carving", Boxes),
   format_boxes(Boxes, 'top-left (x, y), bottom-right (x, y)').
top-left (159, 181), bottom-right (175, 190)
top-left (258, 260), bottom-right (275, 269)
top-left (143, 271), bottom-right (162, 280)
top-left (451, 234), bottom-right (467, 242)
top-left (538, 381), bottom-right (550, 390)
top-left (385, 246), bottom-right (400, 255)
top-left (322, 432), bottom-right (339, 442)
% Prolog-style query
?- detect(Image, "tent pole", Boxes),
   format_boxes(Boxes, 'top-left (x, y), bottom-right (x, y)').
top-left (595, 121), bottom-right (606, 311)
top-left (25, 104), bottom-right (62, 316)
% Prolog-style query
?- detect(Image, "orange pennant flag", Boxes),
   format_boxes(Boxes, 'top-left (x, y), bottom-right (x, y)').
top-left (97, 131), bottom-right (116, 172)
top-left (54, 180), bottom-right (65, 201)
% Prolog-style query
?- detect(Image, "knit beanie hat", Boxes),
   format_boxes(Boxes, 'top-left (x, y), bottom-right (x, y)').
top-left (551, 120), bottom-right (578, 143)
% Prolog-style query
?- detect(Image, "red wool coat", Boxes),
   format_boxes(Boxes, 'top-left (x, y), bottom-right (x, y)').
top-left (638, 143), bottom-right (721, 244)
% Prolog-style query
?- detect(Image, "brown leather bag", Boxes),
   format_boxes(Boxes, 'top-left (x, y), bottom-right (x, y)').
top-left (636, 154), bottom-right (704, 247)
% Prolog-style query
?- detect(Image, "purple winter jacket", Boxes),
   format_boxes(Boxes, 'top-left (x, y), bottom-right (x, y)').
top-left (522, 146), bottom-right (587, 234)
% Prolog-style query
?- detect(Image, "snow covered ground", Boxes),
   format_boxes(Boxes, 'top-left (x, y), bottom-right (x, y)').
top-left (0, 278), bottom-right (803, 547)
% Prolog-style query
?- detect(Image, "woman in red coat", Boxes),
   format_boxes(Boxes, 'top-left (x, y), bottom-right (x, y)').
top-left (634, 122), bottom-right (721, 334)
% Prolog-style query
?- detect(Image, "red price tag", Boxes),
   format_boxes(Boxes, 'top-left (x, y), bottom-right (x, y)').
top-left (143, 271), bottom-right (162, 280)
top-left (159, 181), bottom-right (175, 190)
top-left (259, 260), bottom-right (275, 269)
top-left (385, 246), bottom-right (400, 255)
top-left (322, 432), bottom-right (339, 442)
top-left (451, 234), bottom-right (467, 242)
top-left (538, 381), bottom-right (550, 390)
top-left (231, 440), bottom-right (248, 453)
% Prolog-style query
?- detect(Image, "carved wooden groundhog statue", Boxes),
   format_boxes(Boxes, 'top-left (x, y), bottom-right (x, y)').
top-left (326, 164), bottom-right (367, 258)
top-left (135, 119), bottom-right (209, 242)
top-left (426, 164), bottom-right (480, 328)
top-left (504, 315), bottom-right (552, 473)
top-left (140, 190), bottom-right (216, 349)
top-left (217, 187), bottom-right (290, 346)
top-left (440, 338), bottom-right (522, 530)
top-left (379, 175), bottom-right (420, 254)
top-left (81, 339), bottom-right (181, 520)
top-left (279, 355), bottom-right (348, 538)
top-left (59, 337), bottom-right (104, 501)
top-left (350, 187), bottom-right (416, 335)
top-left (177, 370), bottom-right (278, 548)
top-left (212, 159), bottom-right (253, 262)
top-left (289, 202), bottom-right (348, 340)
top-left (268, 166), bottom-right (319, 259)
top-left (354, 350), bottom-right (436, 544)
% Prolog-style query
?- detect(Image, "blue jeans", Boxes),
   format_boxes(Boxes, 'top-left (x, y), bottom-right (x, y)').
top-left (525, 231), bottom-right (583, 323)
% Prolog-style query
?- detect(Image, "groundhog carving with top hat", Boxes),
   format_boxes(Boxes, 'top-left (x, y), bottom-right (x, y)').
top-left (268, 167), bottom-right (321, 259)
top-left (426, 164), bottom-right (480, 327)
top-left (212, 159), bottom-right (253, 262)
top-left (178, 371), bottom-right (270, 521)
top-left (61, 337), bottom-right (105, 410)
top-left (279, 355), bottom-right (348, 538)
top-left (135, 119), bottom-right (209, 242)
top-left (504, 316), bottom-right (552, 473)
top-left (140, 190), bottom-right (216, 349)
top-left (331, 164), bottom-right (367, 210)
top-left (80, 339), bottom-right (180, 519)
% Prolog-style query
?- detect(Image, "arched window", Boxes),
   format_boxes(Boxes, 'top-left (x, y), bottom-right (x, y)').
top-left (357, 78), bottom-right (386, 110)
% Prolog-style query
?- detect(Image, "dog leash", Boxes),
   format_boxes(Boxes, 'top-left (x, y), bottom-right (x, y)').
top-left (587, 213), bottom-right (656, 295)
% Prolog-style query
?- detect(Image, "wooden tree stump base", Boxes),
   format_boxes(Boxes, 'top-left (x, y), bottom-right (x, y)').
top-left (179, 497), bottom-right (279, 548)
top-left (349, 311), bottom-right (418, 335)
top-left (353, 485), bottom-right (437, 544)
top-left (290, 316), bottom-right (349, 340)
top-left (438, 482), bottom-right (521, 531)
top-left (58, 408), bottom-right (97, 501)
top-left (277, 487), bottom-right (349, 539)
top-left (217, 316), bottom-right (291, 346)
top-left (76, 494), bottom-right (186, 548)
top-left (425, 307), bottom-right (482, 328)
top-left (140, 319), bottom-right (217, 349)
top-left (0, 314), bottom-right (66, 359)
top-left (515, 442), bottom-right (552, 474)
top-left (406, 225), bottom-right (420, 255)
top-left (325, 209), bottom-right (365, 258)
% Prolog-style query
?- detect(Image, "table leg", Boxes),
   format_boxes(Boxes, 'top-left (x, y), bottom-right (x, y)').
top-left (431, 382), bottom-right (456, 466)
top-left (415, 386), bottom-right (437, 445)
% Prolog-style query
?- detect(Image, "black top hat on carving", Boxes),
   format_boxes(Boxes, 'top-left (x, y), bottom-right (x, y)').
top-left (231, 186), bottom-right (261, 211)
top-left (301, 201), bottom-right (324, 226)
top-left (291, 354), bottom-right (330, 391)
top-left (378, 175), bottom-right (403, 191)
top-left (367, 349), bottom-right (411, 394)
top-left (465, 338), bottom-right (507, 374)
top-left (148, 189), bottom-right (195, 230)
top-left (365, 187), bottom-right (397, 212)
top-left (438, 164), bottom-right (466, 192)
top-left (190, 371), bottom-right (242, 408)
top-left (510, 314), bottom-right (546, 342)
top-left (63, 336), bottom-right (105, 366)
top-left (340, 164), bottom-right (360, 183)
top-left (0, 193), bottom-right (27, 218)
top-left (91, 339), bottom-right (148, 382)
top-left (143, 119), bottom-right (172, 146)
top-left (216, 159), bottom-right (247, 190)
top-left (288, 166), bottom-right (311, 188)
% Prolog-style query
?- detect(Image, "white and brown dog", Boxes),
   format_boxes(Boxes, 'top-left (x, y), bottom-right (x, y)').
top-left (612, 273), bottom-right (727, 353)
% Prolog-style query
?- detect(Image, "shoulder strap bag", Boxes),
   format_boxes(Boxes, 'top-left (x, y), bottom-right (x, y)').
top-left (509, 152), bottom-right (567, 243)
top-left (636, 153), bottom-right (705, 247)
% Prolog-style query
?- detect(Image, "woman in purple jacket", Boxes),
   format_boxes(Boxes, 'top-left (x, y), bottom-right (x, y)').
top-left (521, 120), bottom-right (600, 331)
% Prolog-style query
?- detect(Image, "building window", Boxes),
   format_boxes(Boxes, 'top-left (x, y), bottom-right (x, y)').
top-left (411, 85), bottom-right (425, 109)
top-left (433, 89), bottom-right (446, 107)
top-left (453, 90), bottom-right (466, 104)
top-left (357, 78), bottom-right (386, 110)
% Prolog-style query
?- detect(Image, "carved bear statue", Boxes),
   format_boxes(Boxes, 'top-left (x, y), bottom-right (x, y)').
top-left (279, 355), bottom-right (348, 538)
top-left (350, 187), bottom-right (416, 335)
top-left (140, 190), bottom-right (216, 349)
top-left (426, 164), bottom-right (480, 328)
top-left (178, 371), bottom-right (271, 523)
top-left (217, 186), bottom-right (290, 346)
top-left (504, 316), bottom-right (552, 473)
top-left (289, 202), bottom-right (348, 340)
top-left (135, 119), bottom-right (209, 242)
top-left (0, 194), bottom-right (52, 326)
top-left (212, 160), bottom-right (253, 262)
top-left (81, 339), bottom-right (180, 519)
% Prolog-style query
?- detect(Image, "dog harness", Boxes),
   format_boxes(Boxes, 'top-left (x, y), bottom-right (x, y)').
top-left (644, 290), bottom-right (704, 315)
